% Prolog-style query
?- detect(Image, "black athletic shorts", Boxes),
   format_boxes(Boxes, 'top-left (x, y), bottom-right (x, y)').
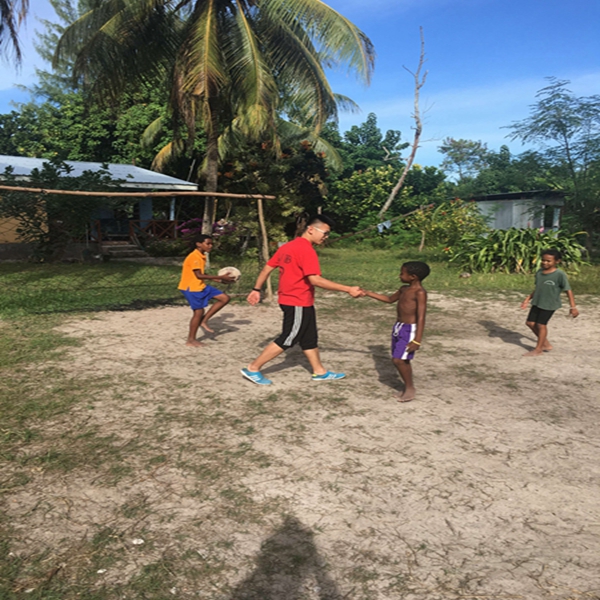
top-left (526, 305), bottom-right (555, 325)
top-left (274, 305), bottom-right (318, 350)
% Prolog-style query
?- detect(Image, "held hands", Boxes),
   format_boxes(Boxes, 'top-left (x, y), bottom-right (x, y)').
top-left (348, 286), bottom-right (366, 298)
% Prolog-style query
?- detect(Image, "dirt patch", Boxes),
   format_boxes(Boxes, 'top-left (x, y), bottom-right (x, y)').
top-left (3, 293), bottom-right (600, 599)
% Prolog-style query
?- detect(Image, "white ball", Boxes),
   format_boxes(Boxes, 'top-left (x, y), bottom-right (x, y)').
top-left (218, 266), bottom-right (241, 282)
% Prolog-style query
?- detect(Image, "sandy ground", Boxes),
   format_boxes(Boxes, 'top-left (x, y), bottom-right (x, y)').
top-left (4, 292), bottom-right (600, 599)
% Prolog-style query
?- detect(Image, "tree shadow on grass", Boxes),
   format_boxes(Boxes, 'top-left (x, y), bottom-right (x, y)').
top-left (478, 320), bottom-right (533, 350)
top-left (367, 344), bottom-right (401, 392)
top-left (228, 515), bottom-right (343, 600)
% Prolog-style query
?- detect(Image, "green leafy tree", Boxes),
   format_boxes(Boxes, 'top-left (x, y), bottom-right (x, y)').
top-left (405, 198), bottom-right (489, 251)
top-left (403, 164), bottom-right (448, 204)
top-left (0, 88), bottom-right (169, 166)
top-left (0, 1), bottom-right (175, 169)
top-left (439, 137), bottom-right (489, 182)
top-left (338, 113), bottom-right (407, 176)
top-left (326, 165), bottom-right (412, 231)
top-left (55, 0), bottom-right (375, 233)
top-left (506, 78), bottom-right (600, 243)
top-left (450, 146), bottom-right (555, 198)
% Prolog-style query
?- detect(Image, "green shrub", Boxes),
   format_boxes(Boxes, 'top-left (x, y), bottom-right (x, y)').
top-left (145, 239), bottom-right (189, 257)
top-left (449, 228), bottom-right (588, 273)
top-left (405, 199), bottom-right (489, 249)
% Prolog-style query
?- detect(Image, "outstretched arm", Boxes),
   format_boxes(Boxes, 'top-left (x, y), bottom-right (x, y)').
top-left (307, 275), bottom-right (364, 298)
top-left (247, 264), bottom-right (276, 305)
top-left (363, 289), bottom-right (400, 304)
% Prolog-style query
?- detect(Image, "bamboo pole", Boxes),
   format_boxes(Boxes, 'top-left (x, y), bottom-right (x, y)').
top-left (256, 197), bottom-right (273, 302)
top-left (0, 184), bottom-right (276, 200)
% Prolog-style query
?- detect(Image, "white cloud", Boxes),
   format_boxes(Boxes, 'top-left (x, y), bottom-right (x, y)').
top-left (335, 71), bottom-right (600, 166)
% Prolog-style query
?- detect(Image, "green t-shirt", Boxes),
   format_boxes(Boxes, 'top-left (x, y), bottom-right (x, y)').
top-left (531, 268), bottom-right (571, 311)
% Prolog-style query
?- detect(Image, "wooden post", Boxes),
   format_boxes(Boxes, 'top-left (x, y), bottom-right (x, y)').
top-left (257, 197), bottom-right (273, 302)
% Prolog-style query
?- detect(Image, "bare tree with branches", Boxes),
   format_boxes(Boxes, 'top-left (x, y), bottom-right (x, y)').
top-left (378, 27), bottom-right (428, 219)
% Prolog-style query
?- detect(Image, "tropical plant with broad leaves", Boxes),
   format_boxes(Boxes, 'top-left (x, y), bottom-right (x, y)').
top-left (449, 227), bottom-right (588, 274)
top-left (54, 0), bottom-right (375, 232)
top-left (0, 0), bottom-right (28, 62)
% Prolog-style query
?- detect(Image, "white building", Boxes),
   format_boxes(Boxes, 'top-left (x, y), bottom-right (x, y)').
top-left (473, 190), bottom-right (565, 230)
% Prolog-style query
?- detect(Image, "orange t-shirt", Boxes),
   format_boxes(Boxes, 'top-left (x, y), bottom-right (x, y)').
top-left (178, 249), bottom-right (207, 292)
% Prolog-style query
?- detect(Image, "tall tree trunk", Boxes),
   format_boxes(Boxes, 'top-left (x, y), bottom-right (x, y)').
top-left (202, 103), bottom-right (220, 235)
top-left (378, 28), bottom-right (427, 219)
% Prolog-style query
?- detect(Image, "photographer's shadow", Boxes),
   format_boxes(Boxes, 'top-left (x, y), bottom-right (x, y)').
top-left (478, 320), bottom-right (533, 350)
top-left (228, 516), bottom-right (342, 600)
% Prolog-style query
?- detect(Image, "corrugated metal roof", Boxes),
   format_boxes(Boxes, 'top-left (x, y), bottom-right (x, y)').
top-left (0, 155), bottom-right (198, 191)
top-left (471, 190), bottom-right (565, 202)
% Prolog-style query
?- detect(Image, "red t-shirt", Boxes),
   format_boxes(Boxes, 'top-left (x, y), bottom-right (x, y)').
top-left (267, 237), bottom-right (321, 306)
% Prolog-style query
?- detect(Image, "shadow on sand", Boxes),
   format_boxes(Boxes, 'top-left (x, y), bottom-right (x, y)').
top-left (367, 344), bottom-right (401, 392)
top-left (200, 312), bottom-right (250, 339)
top-left (227, 516), bottom-right (343, 600)
top-left (262, 347), bottom-right (312, 376)
top-left (478, 320), bottom-right (534, 350)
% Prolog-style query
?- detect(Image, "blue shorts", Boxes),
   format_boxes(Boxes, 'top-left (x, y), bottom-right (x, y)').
top-left (180, 285), bottom-right (223, 310)
top-left (391, 322), bottom-right (417, 361)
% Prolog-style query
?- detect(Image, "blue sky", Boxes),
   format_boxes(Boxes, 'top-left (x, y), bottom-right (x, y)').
top-left (0, 0), bottom-right (599, 166)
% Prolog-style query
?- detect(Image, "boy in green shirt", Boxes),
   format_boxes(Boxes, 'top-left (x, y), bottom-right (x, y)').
top-left (521, 248), bottom-right (579, 357)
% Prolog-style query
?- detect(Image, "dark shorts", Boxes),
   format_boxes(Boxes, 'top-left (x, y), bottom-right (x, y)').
top-left (274, 305), bottom-right (318, 351)
top-left (526, 305), bottom-right (555, 325)
top-left (180, 285), bottom-right (223, 310)
top-left (391, 322), bottom-right (417, 361)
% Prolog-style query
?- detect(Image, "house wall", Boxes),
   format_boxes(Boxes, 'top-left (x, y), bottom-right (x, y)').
top-left (476, 198), bottom-right (562, 230)
top-left (0, 217), bottom-right (21, 243)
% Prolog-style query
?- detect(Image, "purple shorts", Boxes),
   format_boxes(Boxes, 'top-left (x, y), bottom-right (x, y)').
top-left (180, 285), bottom-right (223, 310)
top-left (391, 322), bottom-right (417, 361)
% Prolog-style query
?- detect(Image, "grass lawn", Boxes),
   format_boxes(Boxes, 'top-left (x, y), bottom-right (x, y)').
top-left (1, 247), bottom-right (598, 318)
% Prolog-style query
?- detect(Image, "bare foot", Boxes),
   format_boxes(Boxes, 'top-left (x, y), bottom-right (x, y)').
top-left (543, 342), bottom-right (553, 351)
top-left (523, 349), bottom-right (543, 357)
top-left (186, 340), bottom-right (204, 347)
top-left (200, 321), bottom-right (215, 334)
top-left (395, 389), bottom-right (415, 403)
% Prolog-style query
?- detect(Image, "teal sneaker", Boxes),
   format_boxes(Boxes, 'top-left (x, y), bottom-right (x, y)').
top-left (312, 370), bottom-right (345, 381)
top-left (241, 368), bottom-right (272, 385)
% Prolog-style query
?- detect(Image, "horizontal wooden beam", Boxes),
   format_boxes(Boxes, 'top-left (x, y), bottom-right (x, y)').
top-left (0, 184), bottom-right (276, 200)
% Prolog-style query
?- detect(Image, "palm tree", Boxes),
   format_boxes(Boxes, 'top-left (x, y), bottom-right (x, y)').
top-left (0, 0), bottom-right (29, 63)
top-left (55, 0), bottom-right (375, 231)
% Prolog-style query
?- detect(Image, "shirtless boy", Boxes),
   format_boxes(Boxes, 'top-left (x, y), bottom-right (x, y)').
top-left (364, 261), bottom-right (430, 402)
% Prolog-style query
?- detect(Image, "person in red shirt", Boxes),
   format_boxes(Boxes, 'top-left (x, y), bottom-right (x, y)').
top-left (242, 215), bottom-right (364, 385)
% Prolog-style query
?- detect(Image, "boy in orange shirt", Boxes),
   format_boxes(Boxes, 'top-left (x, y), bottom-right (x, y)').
top-left (178, 234), bottom-right (234, 346)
